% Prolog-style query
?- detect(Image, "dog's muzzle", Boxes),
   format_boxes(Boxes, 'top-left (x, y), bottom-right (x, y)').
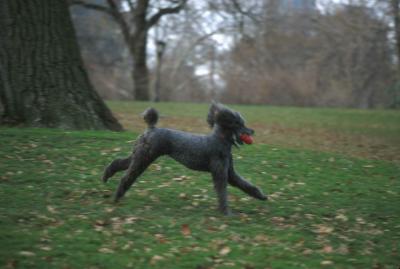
top-left (237, 127), bottom-right (254, 145)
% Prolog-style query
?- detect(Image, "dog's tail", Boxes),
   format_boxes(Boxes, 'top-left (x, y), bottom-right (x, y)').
top-left (142, 107), bottom-right (159, 128)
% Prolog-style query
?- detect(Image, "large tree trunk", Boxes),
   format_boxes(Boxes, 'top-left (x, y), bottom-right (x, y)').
top-left (0, 0), bottom-right (122, 130)
top-left (131, 0), bottom-right (150, 101)
top-left (131, 31), bottom-right (150, 101)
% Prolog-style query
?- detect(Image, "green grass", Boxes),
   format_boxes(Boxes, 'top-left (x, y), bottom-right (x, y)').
top-left (107, 101), bottom-right (400, 138)
top-left (107, 101), bottom-right (400, 161)
top-left (1, 126), bottom-right (399, 268)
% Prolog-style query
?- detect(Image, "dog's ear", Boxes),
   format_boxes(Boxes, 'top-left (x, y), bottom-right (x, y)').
top-left (207, 101), bottom-right (222, 127)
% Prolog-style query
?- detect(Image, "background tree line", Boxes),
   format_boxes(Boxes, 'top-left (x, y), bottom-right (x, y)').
top-left (69, 0), bottom-right (400, 108)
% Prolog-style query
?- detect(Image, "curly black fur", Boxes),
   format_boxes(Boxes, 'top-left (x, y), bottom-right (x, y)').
top-left (142, 107), bottom-right (158, 128)
top-left (102, 103), bottom-right (267, 215)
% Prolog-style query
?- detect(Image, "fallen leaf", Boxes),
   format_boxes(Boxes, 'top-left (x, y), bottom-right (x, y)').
top-left (95, 220), bottom-right (108, 226)
top-left (39, 246), bottom-right (52, 251)
top-left (322, 245), bottom-right (333, 253)
top-left (155, 234), bottom-right (167, 244)
top-left (335, 213), bottom-right (348, 222)
top-left (46, 205), bottom-right (57, 214)
top-left (122, 241), bottom-right (133, 250)
top-left (98, 248), bottom-right (114, 254)
top-left (42, 159), bottom-right (54, 165)
top-left (181, 224), bottom-right (191, 236)
top-left (150, 255), bottom-right (164, 265)
top-left (254, 234), bottom-right (269, 242)
top-left (124, 216), bottom-right (138, 224)
top-left (19, 251), bottom-right (36, 257)
top-left (104, 207), bottom-right (114, 213)
top-left (219, 246), bottom-right (231, 256)
top-left (313, 224), bottom-right (334, 234)
top-left (179, 193), bottom-right (188, 199)
top-left (321, 260), bottom-right (333, 266)
top-left (356, 217), bottom-right (366, 225)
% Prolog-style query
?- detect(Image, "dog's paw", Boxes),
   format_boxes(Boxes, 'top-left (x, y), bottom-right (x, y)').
top-left (102, 170), bottom-right (111, 183)
top-left (255, 189), bottom-right (268, 201)
top-left (219, 208), bottom-right (233, 216)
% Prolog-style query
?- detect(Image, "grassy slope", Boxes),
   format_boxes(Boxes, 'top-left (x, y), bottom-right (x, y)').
top-left (1, 126), bottom-right (399, 268)
top-left (107, 101), bottom-right (400, 162)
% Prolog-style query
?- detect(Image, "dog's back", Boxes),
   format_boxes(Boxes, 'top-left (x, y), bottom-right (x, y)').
top-left (142, 108), bottom-right (228, 171)
top-left (145, 127), bottom-right (221, 172)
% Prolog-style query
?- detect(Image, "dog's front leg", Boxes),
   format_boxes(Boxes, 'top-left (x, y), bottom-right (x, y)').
top-left (211, 160), bottom-right (231, 215)
top-left (229, 171), bottom-right (267, 201)
top-left (228, 158), bottom-right (267, 200)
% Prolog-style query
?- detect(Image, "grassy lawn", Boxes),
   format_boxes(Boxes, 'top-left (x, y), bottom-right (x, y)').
top-left (1, 102), bottom-right (399, 268)
top-left (107, 101), bottom-right (400, 162)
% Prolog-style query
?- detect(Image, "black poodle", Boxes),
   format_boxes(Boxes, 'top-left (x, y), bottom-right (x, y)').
top-left (102, 103), bottom-right (267, 215)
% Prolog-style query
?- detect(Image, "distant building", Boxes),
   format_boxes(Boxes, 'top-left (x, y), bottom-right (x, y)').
top-left (278, 0), bottom-right (316, 13)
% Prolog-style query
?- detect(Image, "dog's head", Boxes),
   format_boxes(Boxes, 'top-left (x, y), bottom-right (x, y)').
top-left (207, 102), bottom-right (254, 146)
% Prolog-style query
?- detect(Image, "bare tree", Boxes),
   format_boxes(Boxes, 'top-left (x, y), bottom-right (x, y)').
top-left (70, 0), bottom-right (187, 100)
top-left (220, 1), bottom-right (393, 108)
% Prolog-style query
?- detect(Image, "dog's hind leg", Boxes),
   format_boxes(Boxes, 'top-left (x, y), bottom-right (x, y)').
top-left (102, 156), bottom-right (132, 183)
top-left (228, 159), bottom-right (267, 201)
top-left (114, 145), bottom-right (159, 202)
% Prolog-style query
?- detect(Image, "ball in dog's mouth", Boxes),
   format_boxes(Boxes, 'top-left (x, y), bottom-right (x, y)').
top-left (239, 134), bottom-right (253, 144)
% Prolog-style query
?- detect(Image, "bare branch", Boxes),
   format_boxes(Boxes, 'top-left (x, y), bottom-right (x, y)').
top-left (147, 0), bottom-right (188, 28)
top-left (105, 0), bottom-right (132, 46)
top-left (230, 0), bottom-right (260, 24)
top-left (170, 28), bottom-right (223, 80)
top-left (126, 0), bottom-right (136, 12)
top-left (70, 0), bottom-right (133, 46)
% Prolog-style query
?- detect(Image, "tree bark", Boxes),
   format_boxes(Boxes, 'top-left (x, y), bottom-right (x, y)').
top-left (131, 0), bottom-right (150, 100)
top-left (0, 0), bottom-right (122, 130)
